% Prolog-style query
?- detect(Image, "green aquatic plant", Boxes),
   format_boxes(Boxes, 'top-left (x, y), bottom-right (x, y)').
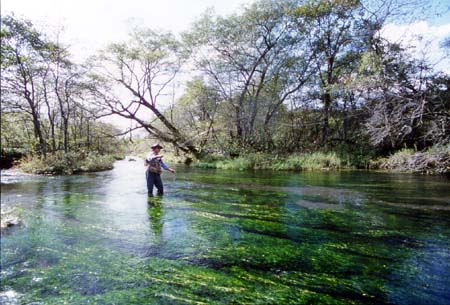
top-left (1, 167), bottom-right (449, 304)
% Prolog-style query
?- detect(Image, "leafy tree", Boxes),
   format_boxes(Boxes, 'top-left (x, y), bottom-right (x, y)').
top-left (87, 26), bottom-right (201, 156)
top-left (1, 14), bottom-right (125, 159)
top-left (1, 15), bottom-right (59, 155)
top-left (172, 79), bottom-right (221, 153)
top-left (184, 0), bottom-right (314, 152)
top-left (292, 0), bottom-right (370, 145)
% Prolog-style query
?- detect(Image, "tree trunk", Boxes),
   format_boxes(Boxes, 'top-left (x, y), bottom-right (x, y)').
top-left (30, 107), bottom-right (46, 156)
top-left (322, 91), bottom-right (331, 145)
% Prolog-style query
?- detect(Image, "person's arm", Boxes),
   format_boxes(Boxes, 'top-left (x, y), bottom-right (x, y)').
top-left (160, 160), bottom-right (176, 173)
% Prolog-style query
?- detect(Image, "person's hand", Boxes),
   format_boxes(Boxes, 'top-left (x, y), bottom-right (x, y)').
top-left (169, 168), bottom-right (176, 173)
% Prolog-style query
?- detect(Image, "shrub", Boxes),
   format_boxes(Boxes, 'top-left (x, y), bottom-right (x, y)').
top-left (0, 148), bottom-right (26, 169)
top-left (78, 153), bottom-right (114, 172)
top-left (111, 154), bottom-right (126, 161)
top-left (272, 152), bottom-right (342, 171)
top-left (20, 152), bottom-right (114, 175)
top-left (381, 148), bottom-right (415, 170)
top-left (195, 152), bottom-right (344, 171)
top-left (378, 145), bottom-right (449, 174)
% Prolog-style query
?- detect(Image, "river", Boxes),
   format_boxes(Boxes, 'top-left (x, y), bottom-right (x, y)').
top-left (1, 159), bottom-right (449, 304)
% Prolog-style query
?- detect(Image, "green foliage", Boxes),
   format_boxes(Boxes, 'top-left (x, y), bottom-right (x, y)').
top-left (196, 152), bottom-right (345, 171)
top-left (2, 2), bottom-right (449, 173)
top-left (294, 0), bottom-right (361, 18)
top-left (274, 152), bottom-right (343, 170)
top-left (1, 15), bottom-right (127, 160)
top-left (20, 152), bottom-right (115, 175)
top-left (0, 113), bottom-right (35, 152)
top-left (179, 0), bottom-right (448, 166)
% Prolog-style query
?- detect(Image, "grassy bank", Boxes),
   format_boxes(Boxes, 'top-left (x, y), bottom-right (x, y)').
top-left (371, 144), bottom-right (450, 175)
top-left (195, 152), bottom-right (345, 171)
top-left (194, 145), bottom-right (450, 175)
top-left (19, 152), bottom-right (122, 175)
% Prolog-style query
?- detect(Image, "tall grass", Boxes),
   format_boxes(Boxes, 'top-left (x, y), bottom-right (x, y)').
top-left (373, 144), bottom-right (450, 174)
top-left (272, 152), bottom-right (342, 171)
top-left (196, 152), bottom-right (344, 171)
top-left (20, 152), bottom-right (115, 175)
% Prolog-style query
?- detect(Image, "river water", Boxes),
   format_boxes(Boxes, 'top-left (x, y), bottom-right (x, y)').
top-left (1, 160), bottom-right (449, 304)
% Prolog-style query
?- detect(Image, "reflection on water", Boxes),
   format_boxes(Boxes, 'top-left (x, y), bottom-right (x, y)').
top-left (1, 161), bottom-right (449, 304)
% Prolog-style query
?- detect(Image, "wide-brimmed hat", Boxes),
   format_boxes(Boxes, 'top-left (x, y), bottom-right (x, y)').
top-left (151, 143), bottom-right (163, 149)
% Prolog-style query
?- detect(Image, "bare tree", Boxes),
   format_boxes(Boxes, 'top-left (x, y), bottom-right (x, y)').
top-left (87, 27), bottom-right (200, 156)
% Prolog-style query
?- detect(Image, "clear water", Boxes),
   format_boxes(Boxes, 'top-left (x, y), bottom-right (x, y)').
top-left (1, 160), bottom-right (449, 304)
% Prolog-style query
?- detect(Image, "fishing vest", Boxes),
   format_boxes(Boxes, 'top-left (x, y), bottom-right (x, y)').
top-left (147, 158), bottom-right (162, 174)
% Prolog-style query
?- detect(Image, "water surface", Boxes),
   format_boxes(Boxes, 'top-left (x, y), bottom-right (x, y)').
top-left (1, 160), bottom-right (449, 304)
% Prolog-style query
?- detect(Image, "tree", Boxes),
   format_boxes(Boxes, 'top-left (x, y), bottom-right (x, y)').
top-left (360, 37), bottom-right (450, 151)
top-left (87, 26), bottom-right (200, 156)
top-left (172, 79), bottom-right (221, 153)
top-left (1, 15), bottom-right (59, 155)
top-left (1, 14), bottom-right (123, 158)
top-left (184, 0), bottom-right (314, 152)
top-left (292, 0), bottom-right (371, 145)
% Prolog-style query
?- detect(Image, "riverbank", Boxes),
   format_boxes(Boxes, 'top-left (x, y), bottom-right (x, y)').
top-left (18, 152), bottom-right (123, 175)
top-left (7, 144), bottom-right (449, 176)
top-left (370, 145), bottom-right (450, 175)
top-left (194, 145), bottom-right (450, 175)
top-left (195, 152), bottom-right (344, 171)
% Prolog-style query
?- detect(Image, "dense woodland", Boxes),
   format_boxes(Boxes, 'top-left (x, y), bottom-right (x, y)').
top-left (1, 0), bottom-right (449, 171)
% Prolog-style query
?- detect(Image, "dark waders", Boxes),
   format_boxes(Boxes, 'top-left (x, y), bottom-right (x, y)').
top-left (146, 170), bottom-right (163, 196)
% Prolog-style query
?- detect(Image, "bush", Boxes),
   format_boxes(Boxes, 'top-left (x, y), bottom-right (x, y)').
top-left (0, 148), bottom-right (26, 169)
top-left (380, 148), bottom-right (415, 170)
top-left (111, 154), bottom-right (126, 161)
top-left (215, 153), bottom-right (266, 170)
top-left (78, 153), bottom-right (115, 173)
top-left (377, 145), bottom-right (449, 174)
top-left (195, 152), bottom-right (344, 171)
top-left (20, 152), bottom-right (115, 175)
top-left (272, 152), bottom-right (342, 171)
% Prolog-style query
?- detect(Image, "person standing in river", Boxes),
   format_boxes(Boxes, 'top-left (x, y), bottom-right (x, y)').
top-left (145, 143), bottom-right (176, 197)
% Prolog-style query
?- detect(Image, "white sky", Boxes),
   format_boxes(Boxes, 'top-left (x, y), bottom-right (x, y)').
top-left (382, 21), bottom-right (450, 74)
top-left (1, 0), bottom-right (253, 62)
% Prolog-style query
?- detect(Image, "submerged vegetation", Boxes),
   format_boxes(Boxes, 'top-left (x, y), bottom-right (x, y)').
top-left (1, 164), bottom-right (449, 304)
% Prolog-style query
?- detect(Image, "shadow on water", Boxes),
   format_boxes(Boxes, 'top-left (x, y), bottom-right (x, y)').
top-left (1, 162), bottom-right (449, 304)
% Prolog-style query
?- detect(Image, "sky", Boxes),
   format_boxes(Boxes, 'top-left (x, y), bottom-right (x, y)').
top-left (2, 0), bottom-right (449, 129)
top-left (1, 0), bottom-right (253, 62)
top-left (3, 0), bottom-right (448, 62)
